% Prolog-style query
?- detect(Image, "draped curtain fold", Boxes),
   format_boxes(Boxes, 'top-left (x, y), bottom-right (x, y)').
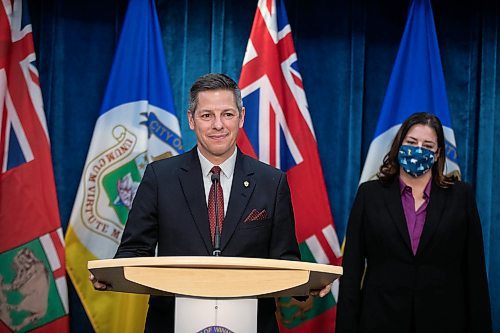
top-left (28, 0), bottom-right (499, 331)
top-left (477, 1), bottom-right (500, 324)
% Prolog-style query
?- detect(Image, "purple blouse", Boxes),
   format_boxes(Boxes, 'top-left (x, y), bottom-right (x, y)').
top-left (399, 177), bottom-right (432, 255)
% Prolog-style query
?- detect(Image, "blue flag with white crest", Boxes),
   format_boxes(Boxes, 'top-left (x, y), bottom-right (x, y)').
top-left (65, 0), bottom-right (182, 331)
top-left (360, 0), bottom-right (460, 184)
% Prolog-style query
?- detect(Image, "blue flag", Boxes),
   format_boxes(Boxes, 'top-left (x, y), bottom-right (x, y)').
top-left (360, 0), bottom-right (460, 184)
top-left (65, 0), bottom-right (182, 331)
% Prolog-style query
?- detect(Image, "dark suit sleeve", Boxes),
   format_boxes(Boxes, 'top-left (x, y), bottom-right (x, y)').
top-left (114, 163), bottom-right (159, 258)
top-left (464, 184), bottom-right (492, 332)
top-left (268, 173), bottom-right (301, 261)
top-left (336, 183), bottom-right (367, 333)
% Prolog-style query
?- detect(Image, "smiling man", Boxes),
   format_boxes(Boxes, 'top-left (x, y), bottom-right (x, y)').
top-left (90, 73), bottom-right (330, 333)
top-left (187, 79), bottom-right (244, 165)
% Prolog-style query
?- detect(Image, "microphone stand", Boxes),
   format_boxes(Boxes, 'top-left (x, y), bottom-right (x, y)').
top-left (211, 173), bottom-right (221, 256)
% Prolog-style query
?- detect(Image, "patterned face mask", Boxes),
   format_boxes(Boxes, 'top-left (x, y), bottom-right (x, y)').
top-left (398, 145), bottom-right (436, 177)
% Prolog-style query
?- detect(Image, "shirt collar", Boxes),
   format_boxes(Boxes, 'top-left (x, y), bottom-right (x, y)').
top-left (423, 177), bottom-right (432, 199)
top-left (197, 147), bottom-right (237, 179)
top-left (399, 177), bottom-right (433, 198)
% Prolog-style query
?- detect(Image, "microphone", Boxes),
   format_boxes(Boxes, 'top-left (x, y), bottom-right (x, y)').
top-left (211, 172), bottom-right (221, 256)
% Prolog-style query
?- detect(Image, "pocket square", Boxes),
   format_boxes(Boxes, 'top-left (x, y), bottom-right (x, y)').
top-left (244, 209), bottom-right (268, 222)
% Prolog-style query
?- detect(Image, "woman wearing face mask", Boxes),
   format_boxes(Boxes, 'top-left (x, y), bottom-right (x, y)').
top-left (336, 112), bottom-right (492, 333)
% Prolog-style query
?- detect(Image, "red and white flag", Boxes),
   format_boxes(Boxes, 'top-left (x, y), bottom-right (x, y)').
top-left (0, 1), bottom-right (69, 332)
top-left (238, 0), bottom-right (342, 331)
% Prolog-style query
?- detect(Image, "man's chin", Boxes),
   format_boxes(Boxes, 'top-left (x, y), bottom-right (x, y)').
top-left (210, 149), bottom-right (230, 157)
top-left (208, 146), bottom-right (235, 157)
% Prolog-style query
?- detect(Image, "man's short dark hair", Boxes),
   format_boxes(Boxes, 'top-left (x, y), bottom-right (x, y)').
top-left (188, 73), bottom-right (243, 113)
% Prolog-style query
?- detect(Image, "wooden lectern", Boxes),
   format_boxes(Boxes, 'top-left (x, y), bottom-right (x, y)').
top-left (88, 256), bottom-right (342, 332)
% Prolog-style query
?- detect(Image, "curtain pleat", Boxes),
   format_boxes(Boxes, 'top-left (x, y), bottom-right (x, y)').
top-left (477, 2), bottom-right (500, 324)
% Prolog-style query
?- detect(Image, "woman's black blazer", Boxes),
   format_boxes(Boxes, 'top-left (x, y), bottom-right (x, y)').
top-left (336, 179), bottom-right (492, 333)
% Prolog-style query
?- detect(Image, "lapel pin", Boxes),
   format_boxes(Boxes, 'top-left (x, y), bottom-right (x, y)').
top-left (243, 180), bottom-right (249, 188)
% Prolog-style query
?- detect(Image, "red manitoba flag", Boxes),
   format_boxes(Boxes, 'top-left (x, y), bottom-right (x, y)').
top-left (237, 0), bottom-right (342, 331)
top-left (0, 1), bottom-right (68, 332)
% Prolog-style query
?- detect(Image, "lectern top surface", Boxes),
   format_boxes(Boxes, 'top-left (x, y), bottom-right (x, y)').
top-left (88, 256), bottom-right (342, 275)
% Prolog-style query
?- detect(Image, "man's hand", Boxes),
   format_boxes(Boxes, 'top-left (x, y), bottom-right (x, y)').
top-left (89, 274), bottom-right (111, 291)
top-left (309, 283), bottom-right (332, 298)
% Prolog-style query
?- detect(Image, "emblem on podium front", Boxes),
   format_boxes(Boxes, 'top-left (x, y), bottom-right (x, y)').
top-left (197, 326), bottom-right (235, 333)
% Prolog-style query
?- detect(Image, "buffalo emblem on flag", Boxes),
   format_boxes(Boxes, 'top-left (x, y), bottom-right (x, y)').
top-left (0, 239), bottom-right (66, 332)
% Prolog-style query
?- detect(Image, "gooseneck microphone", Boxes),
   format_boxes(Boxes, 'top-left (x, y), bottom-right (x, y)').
top-left (211, 172), bottom-right (221, 256)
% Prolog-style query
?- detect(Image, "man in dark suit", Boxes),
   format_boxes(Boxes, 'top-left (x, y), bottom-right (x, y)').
top-left (91, 73), bottom-right (331, 332)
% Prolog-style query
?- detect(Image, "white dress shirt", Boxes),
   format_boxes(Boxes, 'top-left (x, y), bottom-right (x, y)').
top-left (197, 147), bottom-right (237, 216)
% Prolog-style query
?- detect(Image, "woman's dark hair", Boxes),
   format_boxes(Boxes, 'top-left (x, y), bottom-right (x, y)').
top-left (378, 112), bottom-right (455, 188)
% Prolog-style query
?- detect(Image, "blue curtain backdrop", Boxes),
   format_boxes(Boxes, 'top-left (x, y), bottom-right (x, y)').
top-left (27, 0), bottom-right (499, 332)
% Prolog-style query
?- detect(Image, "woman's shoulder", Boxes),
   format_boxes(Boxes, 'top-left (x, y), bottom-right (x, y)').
top-left (438, 179), bottom-right (474, 195)
top-left (358, 179), bottom-right (393, 193)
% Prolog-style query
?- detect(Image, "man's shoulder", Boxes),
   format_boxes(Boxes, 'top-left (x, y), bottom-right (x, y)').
top-left (240, 152), bottom-right (284, 176)
top-left (148, 149), bottom-right (194, 171)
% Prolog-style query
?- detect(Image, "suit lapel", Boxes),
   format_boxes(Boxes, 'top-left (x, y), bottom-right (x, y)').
top-left (385, 180), bottom-right (413, 254)
top-left (220, 150), bottom-right (255, 251)
top-left (416, 183), bottom-right (447, 256)
top-left (178, 148), bottom-right (212, 254)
